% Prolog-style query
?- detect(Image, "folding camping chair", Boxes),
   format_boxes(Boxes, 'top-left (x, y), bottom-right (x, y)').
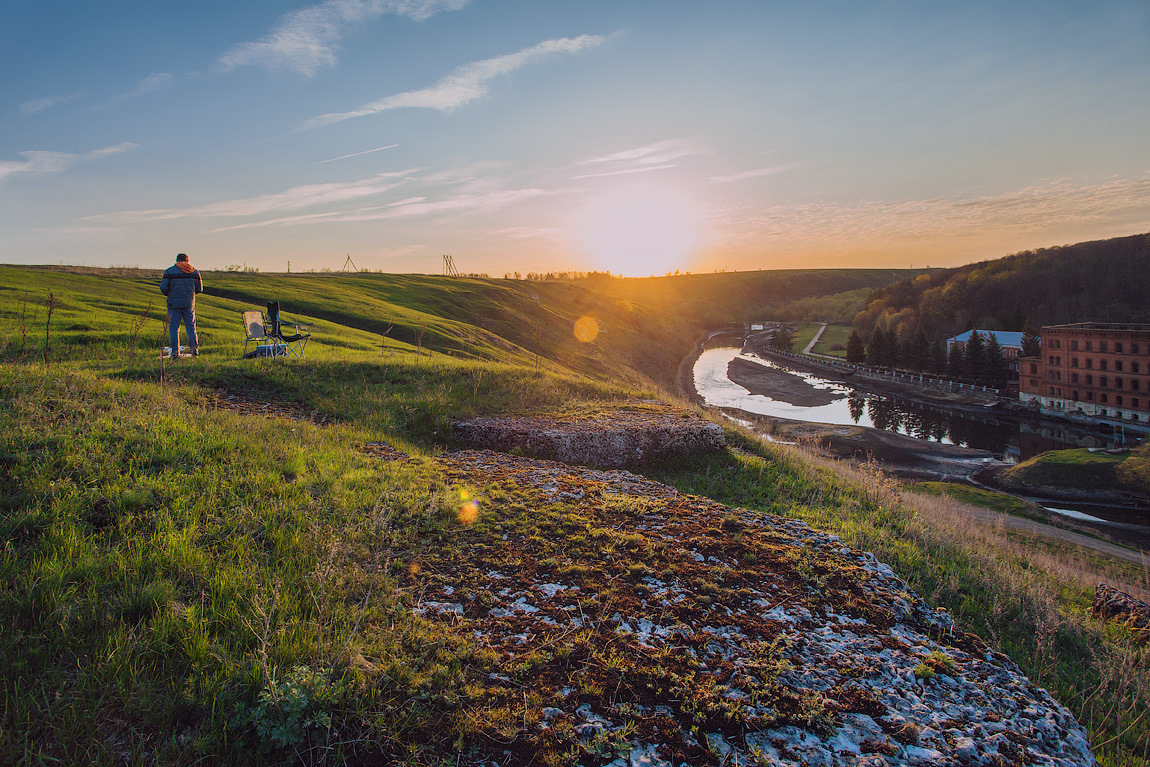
top-left (241, 303), bottom-right (310, 359)
top-left (241, 309), bottom-right (277, 358)
top-left (266, 301), bottom-right (311, 359)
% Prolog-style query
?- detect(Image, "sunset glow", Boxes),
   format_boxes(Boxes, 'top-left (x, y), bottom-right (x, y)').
top-left (2, 2), bottom-right (1148, 273)
top-left (573, 186), bottom-right (704, 277)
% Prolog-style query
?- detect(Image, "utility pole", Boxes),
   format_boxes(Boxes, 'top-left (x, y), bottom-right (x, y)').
top-left (443, 254), bottom-right (460, 277)
top-left (342, 254), bottom-right (358, 272)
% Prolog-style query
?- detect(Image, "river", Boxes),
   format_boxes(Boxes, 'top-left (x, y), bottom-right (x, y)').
top-left (693, 345), bottom-right (1150, 543)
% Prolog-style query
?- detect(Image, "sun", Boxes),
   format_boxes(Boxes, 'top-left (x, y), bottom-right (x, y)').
top-left (572, 184), bottom-right (704, 277)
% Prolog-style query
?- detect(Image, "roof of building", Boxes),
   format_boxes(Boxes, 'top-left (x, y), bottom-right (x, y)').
top-left (946, 329), bottom-right (1025, 348)
top-left (1043, 322), bottom-right (1150, 332)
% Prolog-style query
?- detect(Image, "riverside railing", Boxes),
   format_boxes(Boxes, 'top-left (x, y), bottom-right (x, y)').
top-left (763, 348), bottom-right (1002, 397)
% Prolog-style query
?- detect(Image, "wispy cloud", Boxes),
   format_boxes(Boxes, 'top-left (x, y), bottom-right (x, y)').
top-left (103, 73), bottom-right (175, 107)
top-left (572, 139), bottom-right (705, 179)
top-left (208, 187), bottom-right (551, 232)
top-left (215, 0), bottom-right (471, 77)
top-left (299, 35), bottom-right (605, 130)
top-left (20, 92), bottom-right (81, 115)
top-left (709, 165), bottom-right (793, 184)
top-left (83, 170), bottom-right (415, 223)
top-left (314, 144), bottom-right (399, 164)
top-left (714, 175), bottom-right (1150, 249)
top-left (0, 143), bottom-right (138, 184)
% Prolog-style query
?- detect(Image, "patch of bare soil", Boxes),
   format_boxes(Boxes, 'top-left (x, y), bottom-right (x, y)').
top-left (365, 445), bottom-right (1095, 765)
top-left (726, 356), bottom-right (840, 407)
top-left (203, 390), bottom-right (333, 424)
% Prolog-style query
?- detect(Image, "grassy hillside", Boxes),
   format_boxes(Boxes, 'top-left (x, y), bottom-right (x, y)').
top-left (853, 232), bottom-right (1150, 339)
top-left (1, 265), bottom-right (1148, 765)
top-left (570, 268), bottom-right (928, 328)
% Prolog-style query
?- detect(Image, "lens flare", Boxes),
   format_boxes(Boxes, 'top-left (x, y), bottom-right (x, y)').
top-left (573, 316), bottom-right (600, 343)
top-left (456, 487), bottom-right (479, 525)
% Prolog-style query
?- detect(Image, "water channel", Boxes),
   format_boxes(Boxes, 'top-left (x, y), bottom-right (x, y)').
top-left (693, 345), bottom-right (1150, 541)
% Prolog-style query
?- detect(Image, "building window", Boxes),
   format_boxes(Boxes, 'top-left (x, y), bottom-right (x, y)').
top-left (1086, 341), bottom-right (1093, 351)
top-left (1101, 393), bottom-right (1109, 403)
top-left (1086, 358), bottom-right (1093, 369)
top-left (1071, 358), bottom-right (1078, 368)
top-left (1133, 362), bottom-right (1141, 374)
top-left (1117, 396), bottom-right (1124, 406)
top-left (1133, 380), bottom-right (1140, 391)
top-left (1116, 378), bottom-right (1123, 389)
top-left (1071, 340), bottom-right (1079, 351)
top-left (1100, 341), bottom-right (1108, 353)
top-left (1049, 387), bottom-right (1055, 395)
top-left (1071, 373), bottom-right (1079, 383)
top-left (1100, 360), bottom-right (1108, 371)
top-left (1101, 377), bottom-right (1109, 388)
top-left (1133, 343), bottom-right (1141, 354)
top-left (1086, 375), bottom-right (1094, 385)
top-left (1116, 361), bottom-right (1123, 372)
top-left (1134, 398), bottom-right (1140, 409)
top-left (1087, 392), bottom-right (1094, 400)
top-left (1116, 342), bottom-right (1124, 353)
top-left (1073, 390), bottom-right (1080, 401)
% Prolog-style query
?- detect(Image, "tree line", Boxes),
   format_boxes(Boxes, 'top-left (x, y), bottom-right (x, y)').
top-left (843, 325), bottom-right (1041, 389)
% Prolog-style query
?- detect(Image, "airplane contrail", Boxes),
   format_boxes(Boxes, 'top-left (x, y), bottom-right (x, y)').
top-left (314, 144), bottom-right (399, 164)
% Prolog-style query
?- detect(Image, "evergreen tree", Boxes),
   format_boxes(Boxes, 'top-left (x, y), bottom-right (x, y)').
top-left (882, 327), bottom-right (899, 369)
top-left (911, 329), bottom-right (930, 371)
top-left (846, 329), bottom-right (865, 364)
top-left (929, 338), bottom-right (946, 374)
top-left (1021, 320), bottom-right (1041, 358)
top-left (965, 331), bottom-right (987, 383)
top-left (769, 327), bottom-right (795, 352)
top-left (985, 333), bottom-right (1008, 388)
top-left (865, 330), bottom-right (884, 368)
top-left (947, 341), bottom-right (965, 379)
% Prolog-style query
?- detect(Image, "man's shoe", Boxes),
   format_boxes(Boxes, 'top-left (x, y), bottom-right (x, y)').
top-left (191, 349), bottom-right (199, 357)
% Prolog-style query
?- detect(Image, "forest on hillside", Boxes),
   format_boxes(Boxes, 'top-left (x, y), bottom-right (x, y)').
top-left (853, 233), bottom-right (1150, 340)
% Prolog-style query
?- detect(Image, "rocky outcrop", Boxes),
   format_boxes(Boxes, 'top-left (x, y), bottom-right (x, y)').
top-left (1092, 583), bottom-right (1150, 643)
top-left (396, 449), bottom-right (1098, 765)
top-left (453, 403), bottom-right (726, 468)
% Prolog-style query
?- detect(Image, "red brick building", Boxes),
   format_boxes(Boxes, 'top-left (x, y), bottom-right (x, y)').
top-left (1019, 322), bottom-right (1150, 429)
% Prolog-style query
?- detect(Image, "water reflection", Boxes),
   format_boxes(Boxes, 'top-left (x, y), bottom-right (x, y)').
top-left (693, 346), bottom-right (1129, 460)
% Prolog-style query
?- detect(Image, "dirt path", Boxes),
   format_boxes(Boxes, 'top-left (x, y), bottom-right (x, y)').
top-left (950, 499), bottom-right (1149, 565)
top-left (802, 322), bottom-right (827, 354)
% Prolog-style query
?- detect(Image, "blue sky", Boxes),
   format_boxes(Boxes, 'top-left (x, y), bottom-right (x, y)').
top-left (3, 0), bottom-right (1149, 276)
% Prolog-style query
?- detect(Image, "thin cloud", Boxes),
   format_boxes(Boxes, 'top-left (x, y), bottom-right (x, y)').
top-left (208, 187), bottom-right (553, 232)
top-left (0, 143), bottom-right (137, 184)
top-left (105, 73), bottom-right (175, 106)
top-left (83, 170), bottom-right (415, 223)
top-left (216, 0), bottom-right (471, 78)
top-left (314, 144), bottom-right (399, 164)
top-left (573, 164), bottom-right (677, 180)
top-left (20, 92), bottom-right (81, 115)
top-left (709, 165), bottom-right (793, 184)
top-left (571, 139), bottom-right (705, 179)
top-left (299, 35), bottom-right (605, 130)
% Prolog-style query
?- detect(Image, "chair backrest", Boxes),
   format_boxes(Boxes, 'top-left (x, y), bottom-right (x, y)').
top-left (267, 301), bottom-right (281, 337)
top-left (242, 311), bottom-right (266, 340)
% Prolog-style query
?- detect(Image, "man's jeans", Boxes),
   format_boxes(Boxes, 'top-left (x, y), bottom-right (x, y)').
top-left (168, 307), bottom-right (198, 355)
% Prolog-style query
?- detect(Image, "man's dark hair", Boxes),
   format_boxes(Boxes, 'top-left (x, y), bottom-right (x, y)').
top-left (176, 253), bottom-right (188, 262)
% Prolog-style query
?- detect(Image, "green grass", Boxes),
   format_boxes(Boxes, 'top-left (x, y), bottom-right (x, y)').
top-left (809, 324), bottom-right (853, 358)
top-left (1006, 448), bottom-right (1130, 491)
top-left (906, 481), bottom-right (1047, 522)
top-left (2, 265), bottom-right (1148, 765)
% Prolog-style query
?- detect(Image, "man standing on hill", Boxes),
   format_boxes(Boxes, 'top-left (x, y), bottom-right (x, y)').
top-left (160, 253), bottom-right (203, 359)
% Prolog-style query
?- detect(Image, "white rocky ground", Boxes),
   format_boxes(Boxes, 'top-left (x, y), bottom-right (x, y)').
top-left (402, 449), bottom-right (1098, 766)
